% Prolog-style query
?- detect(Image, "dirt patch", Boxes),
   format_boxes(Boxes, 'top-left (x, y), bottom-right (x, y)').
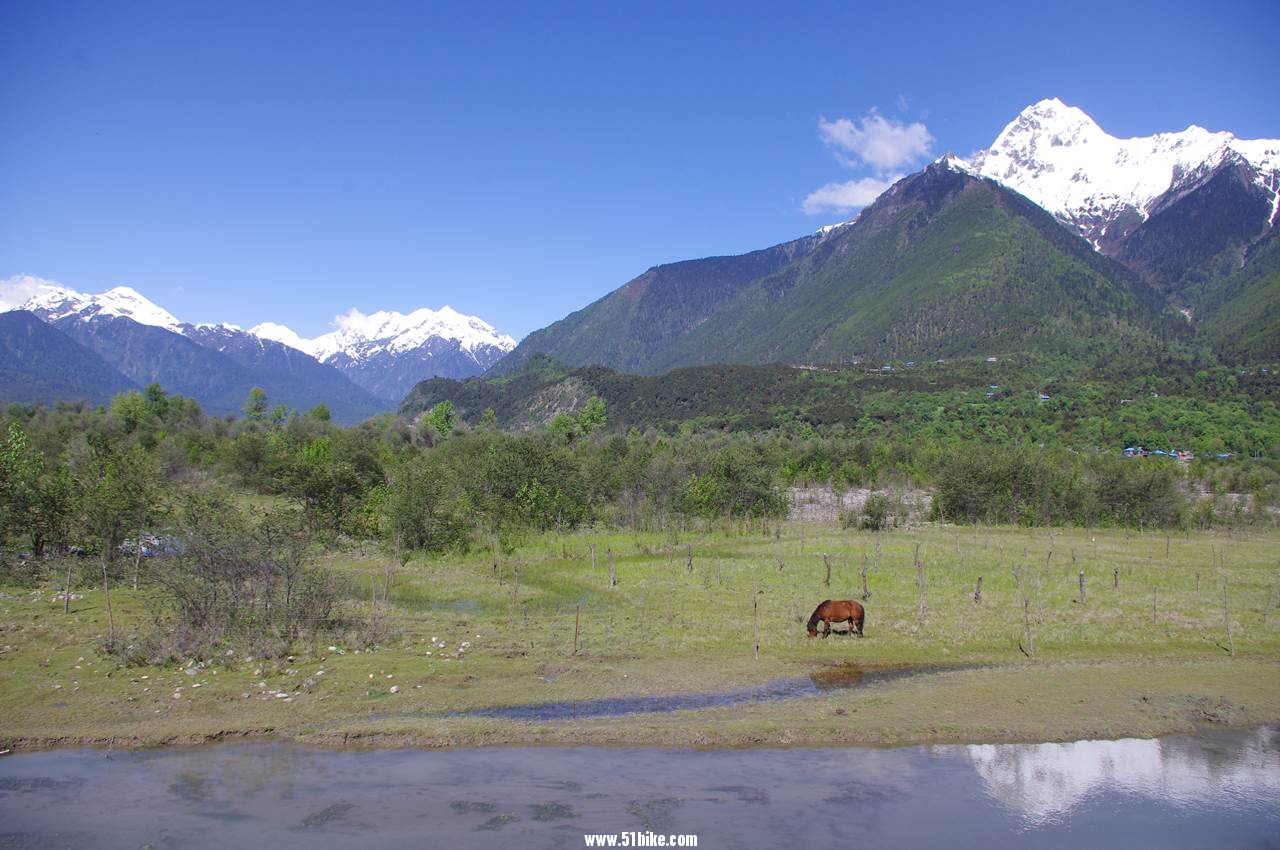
top-left (788, 486), bottom-right (932, 524)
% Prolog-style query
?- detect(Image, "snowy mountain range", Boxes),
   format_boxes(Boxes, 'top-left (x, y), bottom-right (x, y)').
top-left (5, 98), bottom-right (1277, 415)
top-left (251, 308), bottom-right (515, 401)
top-left (0, 275), bottom-right (517, 411)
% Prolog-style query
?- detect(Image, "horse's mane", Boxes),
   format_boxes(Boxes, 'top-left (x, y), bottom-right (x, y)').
top-left (807, 600), bottom-right (832, 630)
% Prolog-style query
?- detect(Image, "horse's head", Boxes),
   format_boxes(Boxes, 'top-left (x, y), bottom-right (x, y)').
top-left (806, 625), bottom-right (818, 637)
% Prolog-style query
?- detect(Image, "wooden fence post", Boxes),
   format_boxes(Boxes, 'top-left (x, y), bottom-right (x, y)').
top-left (574, 604), bottom-right (581, 655)
top-left (1152, 586), bottom-right (1158, 624)
top-left (823, 553), bottom-right (832, 588)
top-left (752, 580), bottom-right (760, 661)
top-left (861, 555), bottom-right (870, 601)
top-left (1114, 568), bottom-right (1119, 589)
top-left (591, 543), bottom-right (597, 573)
top-left (1078, 570), bottom-right (1086, 605)
top-left (686, 544), bottom-right (693, 574)
top-left (974, 576), bottom-right (983, 605)
top-left (915, 544), bottom-right (926, 627)
top-left (1224, 585), bottom-right (1234, 657)
top-left (1023, 598), bottom-right (1034, 656)
top-left (607, 549), bottom-right (616, 587)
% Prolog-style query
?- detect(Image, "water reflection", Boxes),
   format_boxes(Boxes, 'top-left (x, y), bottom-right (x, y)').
top-left (965, 727), bottom-right (1280, 826)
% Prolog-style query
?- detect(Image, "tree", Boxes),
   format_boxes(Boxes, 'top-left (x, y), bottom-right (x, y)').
top-left (423, 401), bottom-right (457, 439)
top-left (75, 435), bottom-right (166, 641)
top-left (243, 387), bottom-right (269, 422)
top-left (0, 423), bottom-right (42, 550)
top-left (278, 436), bottom-right (364, 533)
top-left (109, 390), bottom-right (151, 433)
top-left (578, 396), bottom-right (607, 435)
top-left (308, 403), bottom-right (331, 422)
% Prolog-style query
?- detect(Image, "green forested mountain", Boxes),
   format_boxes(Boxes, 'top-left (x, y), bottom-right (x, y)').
top-left (1109, 155), bottom-right (1276, 306)
top-left (1198, 229), bottom-right (1280, 360)
top-left (494, 161), bottom-right (1182, 376)
top-left (491, 234), bottom-right (823, 376)
top-left (0, 310), bottom-right (137, 403)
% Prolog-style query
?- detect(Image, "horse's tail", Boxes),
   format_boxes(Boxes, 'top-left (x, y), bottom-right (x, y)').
top-left (807, 601), bottom-right (830, 631)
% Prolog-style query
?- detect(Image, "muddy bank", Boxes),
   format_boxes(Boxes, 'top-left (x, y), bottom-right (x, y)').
top-left (4, 659), bottom-right (1276, 754)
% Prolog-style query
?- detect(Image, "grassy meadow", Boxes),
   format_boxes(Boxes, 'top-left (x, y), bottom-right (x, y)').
top-left (2, 521), bottom-right (1278, 750)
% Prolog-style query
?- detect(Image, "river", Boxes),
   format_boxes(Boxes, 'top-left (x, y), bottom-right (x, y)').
top-left (1, 727), bottom-right (1276, 848)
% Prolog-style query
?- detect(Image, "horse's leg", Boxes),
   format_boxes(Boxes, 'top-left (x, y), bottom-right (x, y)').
top-left (822, 619), bottom-right (831, 638)
top-left (847, 616), bottom-right (856, 635)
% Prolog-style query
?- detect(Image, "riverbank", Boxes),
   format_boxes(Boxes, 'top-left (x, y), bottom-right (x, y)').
top-left (2, 524), bottom-right (1278, 751)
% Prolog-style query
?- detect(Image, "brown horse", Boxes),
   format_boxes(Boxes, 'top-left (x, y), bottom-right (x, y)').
top-left (807, 599), bottom-right (864, 638)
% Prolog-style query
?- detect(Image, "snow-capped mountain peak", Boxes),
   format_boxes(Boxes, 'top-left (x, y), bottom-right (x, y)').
top-left (966, 98), bottom-right (1280, 245)
top-left (254, 305), bottom-right (517, 364)
top-left (0, 275), bottom-right (183, 333)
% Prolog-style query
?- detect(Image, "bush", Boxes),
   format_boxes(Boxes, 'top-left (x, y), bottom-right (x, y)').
top-left (860, 493), bottom-right (891, 530)
top-left (675, 447), bottom-right (788, 520)
top-left (117, 492), bottom-right (353, 663)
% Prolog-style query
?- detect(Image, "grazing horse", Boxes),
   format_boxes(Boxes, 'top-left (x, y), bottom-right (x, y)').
top-left (807, 599), bottom-right (864, 638)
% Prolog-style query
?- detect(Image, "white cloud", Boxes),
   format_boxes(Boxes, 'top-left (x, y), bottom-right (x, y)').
top-left (0, 274), bottom-right (65, 311)
top-left (817, 112), bottom-right (934, 173)
top-left (802, 175), bottom-right (899, 215)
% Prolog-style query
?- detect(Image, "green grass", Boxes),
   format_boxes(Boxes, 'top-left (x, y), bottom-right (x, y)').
top-left (2, 522), bottom-right (1278, 750)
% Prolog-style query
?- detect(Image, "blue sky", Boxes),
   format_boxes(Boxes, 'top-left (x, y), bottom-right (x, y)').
top-left (2, 0), bottom-right (1276, 340)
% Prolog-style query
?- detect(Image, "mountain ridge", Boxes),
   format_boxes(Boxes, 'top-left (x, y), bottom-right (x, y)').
top-left (0, 275), bottom-right (516, 407)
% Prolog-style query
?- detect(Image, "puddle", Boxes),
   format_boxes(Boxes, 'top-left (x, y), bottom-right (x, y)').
top-left (458, 664), bottom-right (966, 722)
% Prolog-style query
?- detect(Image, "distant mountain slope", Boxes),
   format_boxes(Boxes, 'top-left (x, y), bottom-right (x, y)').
top-left (494, 160), bottom-right (1177, 376)
top-left (181, 323), bottom-right (388, 420)
top-left (1108, 154), bottom-right (1276, 302)
top-left (647, 160), bottom-right (1176, 369)
top-left (491, 234), bottom-right (825, 375)
top-left (0, 310), bottom-right (137, 404)
top-left (1198, 230), bottom-right (1280, 361)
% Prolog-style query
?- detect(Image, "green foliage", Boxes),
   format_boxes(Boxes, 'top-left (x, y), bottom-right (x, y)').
top-left (577, 395), bottom-right (607, 435)
top-left (860, 493), bottom-right (891, 530)
top-left (243, 386), bottom-right (269, 422)
top-left (423, 400), bottom-right (457, 438)
top-left (932, 450), bottom-right (1184, 528)
top-left (674, 446), bottom-right (787, 520)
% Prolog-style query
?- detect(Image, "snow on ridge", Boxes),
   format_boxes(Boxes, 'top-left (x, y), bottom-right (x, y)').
top-left (966, 98), bottom-right (1280, 233)
top-left (252, 305), bottom-right (516, 364)
top-left (1, 275), bottom-right (184, 332)
top-left (249, 321), bottom-right (320, 357)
